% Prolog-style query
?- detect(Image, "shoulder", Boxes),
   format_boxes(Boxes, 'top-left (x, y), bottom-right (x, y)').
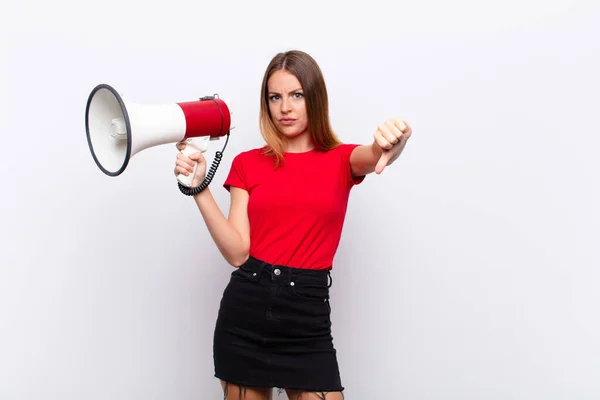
top-left (224, 147), bottom-right (268, 191)
top-left (327, 143), bottom-right (362, 158)
top-left (334, 143), bottom-right (362, 151)
top-left (233, 147), bottom-right (265, 158)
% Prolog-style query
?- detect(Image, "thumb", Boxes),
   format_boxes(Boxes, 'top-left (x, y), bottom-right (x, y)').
top-left (375, 151), bottom-right (391, 174)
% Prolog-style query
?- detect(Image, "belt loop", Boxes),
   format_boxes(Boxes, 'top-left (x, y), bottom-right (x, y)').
top-left (258, 261), bottom-right (268, 277)
top-left (327, 271), bottom-right (332, 288)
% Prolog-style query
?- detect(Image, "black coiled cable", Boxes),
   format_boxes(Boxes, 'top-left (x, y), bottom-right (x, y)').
top-left (178, 131), bottom-right (230, 196)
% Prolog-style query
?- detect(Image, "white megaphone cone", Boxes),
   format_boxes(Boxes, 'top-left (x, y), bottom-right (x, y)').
top-left (84, 83), bottom-right (235, 188)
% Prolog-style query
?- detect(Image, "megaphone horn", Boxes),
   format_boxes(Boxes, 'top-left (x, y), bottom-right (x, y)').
top-left (84, 83), bottom-right (234, 188)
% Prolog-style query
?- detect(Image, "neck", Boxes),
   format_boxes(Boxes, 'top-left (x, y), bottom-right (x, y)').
top-left (285, 131), bottom-right (314, 153)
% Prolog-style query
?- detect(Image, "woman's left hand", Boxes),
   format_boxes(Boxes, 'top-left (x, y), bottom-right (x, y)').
top-left (373, 118), bottom-right (412, 174)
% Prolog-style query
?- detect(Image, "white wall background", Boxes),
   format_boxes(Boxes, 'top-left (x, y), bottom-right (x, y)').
top-left (1, 0), bottom-right (599, 399)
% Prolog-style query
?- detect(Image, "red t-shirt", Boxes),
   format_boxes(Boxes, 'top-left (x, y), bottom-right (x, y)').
top-left (223, 144), bottom-right (364, 270)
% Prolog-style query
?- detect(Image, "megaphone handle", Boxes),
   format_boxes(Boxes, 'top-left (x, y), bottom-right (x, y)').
top-left (177, 143), bottom-right (204, 187)
top-left (177, 132), bottom-right (230, 196)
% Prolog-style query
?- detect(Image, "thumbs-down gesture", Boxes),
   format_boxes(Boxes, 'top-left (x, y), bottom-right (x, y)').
top-left (373, 118), bottom-right (412, 174)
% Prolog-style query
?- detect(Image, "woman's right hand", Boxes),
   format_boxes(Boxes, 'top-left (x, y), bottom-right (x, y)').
top-left (174, 142), bottom-right (207, 188)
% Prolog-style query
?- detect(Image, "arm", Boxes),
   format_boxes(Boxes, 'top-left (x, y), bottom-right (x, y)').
top-left (349, 143), bottom-right (384, 177)
top-left (350, 118), bottom-right (412, 176)
top-left (192, 186), bottom-right (250, 267)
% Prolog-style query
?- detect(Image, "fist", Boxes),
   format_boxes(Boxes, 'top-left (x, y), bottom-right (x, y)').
top-left (174, 141), bottom-right (207, 187)
top-left (373, 118), bottom-right (412, 174)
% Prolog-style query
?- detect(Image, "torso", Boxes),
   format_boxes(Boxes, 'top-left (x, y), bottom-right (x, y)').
top-left (224, 144), bottom-right (363, 270)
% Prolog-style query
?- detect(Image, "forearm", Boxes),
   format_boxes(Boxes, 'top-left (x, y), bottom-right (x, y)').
top-left (350, 142), bottom-right (383, 176)
top-left (350, 138), bottom-right (408, 176)
top-left (192, 188), bottom-right (249, 266)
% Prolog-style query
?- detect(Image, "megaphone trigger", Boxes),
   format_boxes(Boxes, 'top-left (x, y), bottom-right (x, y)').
top-left (176, 137), bottom-right (210, 187)
top-left (177, 130), bottom-right (230, 196)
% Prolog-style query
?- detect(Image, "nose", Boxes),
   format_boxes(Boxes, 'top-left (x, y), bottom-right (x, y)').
top-left (281, 97), bottom-right (291, 113)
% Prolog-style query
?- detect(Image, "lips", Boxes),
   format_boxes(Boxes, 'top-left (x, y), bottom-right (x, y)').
top-left (279, 118), bottom-right (296, 125)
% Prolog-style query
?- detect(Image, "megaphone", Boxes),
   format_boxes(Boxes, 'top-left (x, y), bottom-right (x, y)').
top-left (84, 83), bottom-right (234, 189)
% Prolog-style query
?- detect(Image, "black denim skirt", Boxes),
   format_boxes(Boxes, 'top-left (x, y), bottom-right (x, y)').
top-left (213, 256), bottom-right (343, 392)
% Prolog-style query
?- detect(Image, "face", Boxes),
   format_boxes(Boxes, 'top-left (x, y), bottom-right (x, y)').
top-left (267, 70), bottom-right (308, 139)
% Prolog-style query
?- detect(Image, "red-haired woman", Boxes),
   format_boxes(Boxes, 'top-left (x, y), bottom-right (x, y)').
top-left (175, 50), bottom-right (412, 400)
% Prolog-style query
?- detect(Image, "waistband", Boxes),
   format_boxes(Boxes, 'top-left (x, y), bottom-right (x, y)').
top-left (240, 256), bottom-right (332, 287)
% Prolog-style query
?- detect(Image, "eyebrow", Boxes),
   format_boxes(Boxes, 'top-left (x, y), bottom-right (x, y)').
top-left (268, 88), bottom-right (303, 95)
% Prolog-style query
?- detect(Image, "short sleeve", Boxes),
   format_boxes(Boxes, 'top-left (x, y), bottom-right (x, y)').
top-left (223, 153), bottom-right (248, 192)
top-left (338, 143), bottom-right (365, 187)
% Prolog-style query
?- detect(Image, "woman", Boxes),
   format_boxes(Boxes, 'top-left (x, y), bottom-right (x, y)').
top-left (174, 50), bottom-right (411, 400)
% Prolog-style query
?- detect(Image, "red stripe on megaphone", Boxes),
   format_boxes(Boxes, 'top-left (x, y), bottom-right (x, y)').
top-left (177, 98), bottom-right (231, 139)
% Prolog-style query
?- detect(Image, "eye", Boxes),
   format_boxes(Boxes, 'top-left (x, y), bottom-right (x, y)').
top-left (293, 92), bottom-right (304, 99)
top-left (269, 95), bottom-right (280, 101)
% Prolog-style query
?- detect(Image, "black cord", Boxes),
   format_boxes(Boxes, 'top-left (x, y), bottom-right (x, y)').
top-left (178, 131), bottom-right (230, 196)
